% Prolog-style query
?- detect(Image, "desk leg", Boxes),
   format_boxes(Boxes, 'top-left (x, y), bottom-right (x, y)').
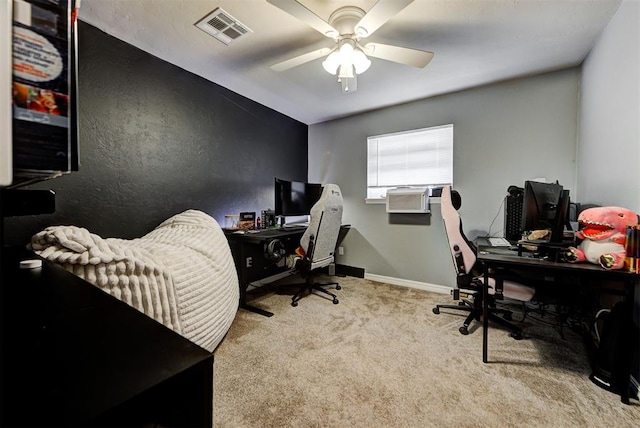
top-left (234, 241), bottom-right (275, 318)
top-left (483, 269), bottom-right (489, 363)
top-left (238, 283), bottom-right (274, 317)
top-left (240, 302), bottom-right (274, 317)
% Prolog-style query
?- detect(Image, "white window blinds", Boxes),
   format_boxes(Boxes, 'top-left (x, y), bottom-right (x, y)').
top-left (367, 124), bottom-right (453, 199)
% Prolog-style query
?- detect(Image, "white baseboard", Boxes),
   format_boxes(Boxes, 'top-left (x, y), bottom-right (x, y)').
top-left (364, 273), bottom-right (451, 295)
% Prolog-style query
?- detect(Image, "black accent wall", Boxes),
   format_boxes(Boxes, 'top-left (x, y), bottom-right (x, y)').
top-left (4, 22), bottom-right (308, 246)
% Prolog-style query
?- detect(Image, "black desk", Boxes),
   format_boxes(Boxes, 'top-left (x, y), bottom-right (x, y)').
top-left (477, 249), bottom-right (639, 404)
top-left (225, 227), bottom-right (306, 317)
top-left (1, 249), bottom-right (214, 427)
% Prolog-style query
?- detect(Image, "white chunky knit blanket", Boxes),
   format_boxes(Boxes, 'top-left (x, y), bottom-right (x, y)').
top-left (29, 210), bottom-right (239, 352)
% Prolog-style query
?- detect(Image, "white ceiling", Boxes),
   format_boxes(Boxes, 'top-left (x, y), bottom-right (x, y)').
top-left (78, 0), bottom-right (621, 125)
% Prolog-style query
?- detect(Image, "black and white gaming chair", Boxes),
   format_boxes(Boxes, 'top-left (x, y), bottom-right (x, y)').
top-left (290, 184), bottom-right (343, 307)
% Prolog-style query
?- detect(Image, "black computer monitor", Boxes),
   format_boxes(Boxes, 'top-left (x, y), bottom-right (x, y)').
top-left (274, 177), bottom-right (323, 217)
top-left (521, 180), bottom-right (570, 243)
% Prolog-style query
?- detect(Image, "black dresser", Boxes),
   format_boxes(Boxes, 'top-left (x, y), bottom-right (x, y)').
top-left (0, 248), bottom-right (214, 427)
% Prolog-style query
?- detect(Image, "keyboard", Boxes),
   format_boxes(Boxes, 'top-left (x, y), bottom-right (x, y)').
top-left (488, 237), bottom-right (511, 247)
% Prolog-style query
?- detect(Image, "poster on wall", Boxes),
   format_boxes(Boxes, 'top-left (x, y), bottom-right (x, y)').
top-left (11, 0), bottom-right (73, 176)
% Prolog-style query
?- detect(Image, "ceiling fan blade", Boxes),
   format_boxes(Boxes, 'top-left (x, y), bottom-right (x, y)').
top-left (267, 0), bottom-right (339, 38)
top-left (355, 0), bottom-right (414, 38)
top-left (271, 47), bottom-right (332, 72)
top-left (364, 43), bottom-right (434, 68)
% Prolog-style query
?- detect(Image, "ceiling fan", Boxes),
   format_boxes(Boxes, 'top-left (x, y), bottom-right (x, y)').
top-left (267, 0), bottom-right (434, 93)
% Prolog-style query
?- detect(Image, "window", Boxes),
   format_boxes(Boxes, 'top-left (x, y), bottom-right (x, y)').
top-left (367, 124), bottom-right (453, 200)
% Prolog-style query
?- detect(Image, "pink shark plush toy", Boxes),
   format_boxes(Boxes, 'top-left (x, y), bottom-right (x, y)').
top-left (565, 206), bottom-right (639, 269)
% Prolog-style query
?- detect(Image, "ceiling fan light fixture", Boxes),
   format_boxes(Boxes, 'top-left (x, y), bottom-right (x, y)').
top-left (339, 40), bottom-right (354, 61)
top-left (353, 49), bottom-right (371, 74)
top-left (338, 63), bottom-right (354, 79)
top-left (328, 39), bottom-right (370, 76)
top-left (322, 50), bottom-right (340, 74)
top-left (341, 75), bottom-right (357, 93)
top-left (323, 39), bottom-right (370, 79)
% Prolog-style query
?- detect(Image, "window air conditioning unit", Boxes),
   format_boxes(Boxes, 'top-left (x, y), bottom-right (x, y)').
top-left (386, 187), bottom-right (430, 213)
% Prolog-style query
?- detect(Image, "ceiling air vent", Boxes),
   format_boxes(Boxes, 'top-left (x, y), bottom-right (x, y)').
top-left (195, 8), bottom-right (252, 45)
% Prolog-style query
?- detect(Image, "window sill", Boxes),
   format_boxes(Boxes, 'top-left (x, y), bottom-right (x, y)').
top-left (365, 197), bottom-right (441, 205)
top-left (365, 198), bottom-right (386, 205)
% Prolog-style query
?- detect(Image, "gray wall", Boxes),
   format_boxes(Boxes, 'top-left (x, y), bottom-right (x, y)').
top-left (4, 22), bottom-right (308, 247)
top-left (578, 0), bottom-right (639, 212)
top-left (309, 69), bottom-right (580, 286)
top-left (578, 0), bottom-right (640, 382)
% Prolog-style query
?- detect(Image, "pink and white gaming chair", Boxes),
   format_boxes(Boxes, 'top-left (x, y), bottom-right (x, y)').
top-left (433, 186), bottom-right (535, 337)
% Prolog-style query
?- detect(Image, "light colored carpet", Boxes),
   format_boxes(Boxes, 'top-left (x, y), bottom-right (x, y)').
top-left (213, 275), bottom-right (640, 427)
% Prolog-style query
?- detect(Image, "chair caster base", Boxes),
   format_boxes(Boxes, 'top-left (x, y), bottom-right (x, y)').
top-left (432, 307), bottom-right (440, 314)
top-left (333, 298), bottom-right (339, 304)
top-left (459, 326), bottom-right (469, 335)
top-left (291, 301), bottom-right (298, 307)
top-left (510, 332), bottom-right (523, 340)
top-left (336, 284), bottom-right (341, 290)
